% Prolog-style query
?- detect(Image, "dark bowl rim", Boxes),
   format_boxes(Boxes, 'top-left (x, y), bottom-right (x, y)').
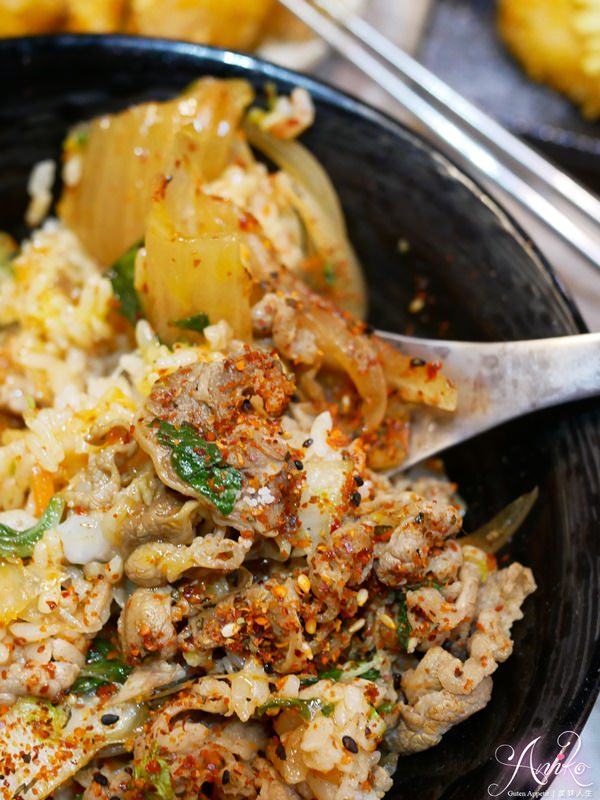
top-left (3, 31), bottom-right (589, 336)
top-left (3, 31), bottom-right (599, 790)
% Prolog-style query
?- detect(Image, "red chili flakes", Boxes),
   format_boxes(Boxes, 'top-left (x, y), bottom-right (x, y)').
top-left (95, 683), bottom-right (117, 702)
top-left (145, 758), bottom-right (162, 775)
top-left (426, 361), bottom-right (442, 381)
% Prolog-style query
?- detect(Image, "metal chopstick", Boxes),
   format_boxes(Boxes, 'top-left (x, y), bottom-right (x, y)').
top-left (278, 0), bottom-right (600, 270)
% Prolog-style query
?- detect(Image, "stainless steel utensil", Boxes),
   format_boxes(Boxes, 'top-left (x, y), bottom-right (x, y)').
top-left (279, 0), bottom-right (600, 271)
top-left (378, 330), bottom-right (600, 470)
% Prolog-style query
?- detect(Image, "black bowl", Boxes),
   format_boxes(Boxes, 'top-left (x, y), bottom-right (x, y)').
top-left (1, 35), bottom-right (599, 800)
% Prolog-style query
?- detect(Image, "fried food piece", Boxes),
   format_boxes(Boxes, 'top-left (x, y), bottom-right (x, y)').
top-left (0, 0), bottom-right (322, 50)
top-left (126, 0), bottom-right (276, 50)
top-left (498, 0), bottom-right (600, 118)
top-left (263, 2), bottom-right (313, 43)
top-left (0, 0), bottom-right (65, 35)
top-left (65, 0), bottom-right (125, 31)
top-left (574, 0), bottom-right (600, 75)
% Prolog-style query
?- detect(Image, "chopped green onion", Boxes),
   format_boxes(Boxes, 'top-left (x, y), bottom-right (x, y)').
top-left (71, 638), bottom-right (131, 695)
top-left (256, 697), bottom-right (335, 722)
top-left (396, 592), bottom-right (412, 652)
top-left (0, 497), bottom-right (65, 559)
top-left (302, 657), bottom-right (382, 686)
top-left (133, 749), bottom-right (174, 800)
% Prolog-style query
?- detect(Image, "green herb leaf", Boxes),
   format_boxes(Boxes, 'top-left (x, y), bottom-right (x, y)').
top-left (299, 677), bottom-right (319, 688)
top-left (320, 664), bottom-right (380, 682)
top-left (74, 129), bottom-right (89, 147)
top-left (303, 660), bottom-right (382, 687)
top-left (0, 497), bottom-right (65, 559)
top-left (396, 592), bottom-right (412, 652)
top-left (71, 638), bottom-right (132, 695)
top-left (154, 420), bottom-right (242, 515)
top-left (169, 312), bottom-right (210, 333)
top-left (256, 697), bottom-right (335, 722)
top-left (76, 657), bottom-right (132, 686)
top-left (108, 241), bottom-right (143, 325)
top-left (317, 667), bottom-right (343, 682)
top-left (376, 702), bottom-right (396, 715)
top-left (322, 262), bottom-right (336, 285)
top-left (134, 749), bottom-right (174, 800)
top-left (358, 667), bottom-right (381, 682)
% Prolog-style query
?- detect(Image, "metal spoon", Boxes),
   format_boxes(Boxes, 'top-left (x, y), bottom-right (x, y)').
top-left (378, 331), bottom-right (600, 471)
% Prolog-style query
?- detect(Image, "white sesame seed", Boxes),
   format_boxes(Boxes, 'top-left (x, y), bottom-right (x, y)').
top-left (257, 486), bottom-right (276, 504)
top-left (301, 642), bottom-right (314, 660)
top-left (356, 589), bottom-right (369, 607)
top-left (220, 623), bottom-right (239, 638)
top-left (348, 619), bottom-right (365, 634)
top-left (380, 613), bottom-right (397, 631)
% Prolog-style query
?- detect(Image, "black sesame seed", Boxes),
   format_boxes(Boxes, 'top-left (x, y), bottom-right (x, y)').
top-left (354, 475), bottom-right (364, 486)
top-left (350, 491), bottom-right (362, 507)
top-left (264, 662), bottom-right (274, 674)
top-left (21, 754), bottom-right (31, 764)
top-left (100, 713), bottom-right (120, 726)
top-left (276, 742), bottom-right (287, 760)
top-left (342, 735), bottom-right (359, 753)
top-left (110, 796), bottom-right (120, 800)
top-left (302, 438), bottom-right (313, 448)
top-left (222, 770), bottom-right (231, 785)
top-left (93, 773), bottom-right (109, 786)
top-left (414, 513), bottom-right (424, 525)
top-left (242, 399), bottom-right (252, 411)
top-left (410, 357), bottom-right (426, 367)
top-left (294, 460), bottom-right (304, 470)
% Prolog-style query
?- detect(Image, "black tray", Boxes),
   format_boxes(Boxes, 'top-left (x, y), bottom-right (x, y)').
top-left (419, 0), bottom-right (600, 191)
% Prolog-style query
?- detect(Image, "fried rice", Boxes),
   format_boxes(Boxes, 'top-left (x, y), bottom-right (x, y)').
top-left (0, 78), bottom-right (536, 800)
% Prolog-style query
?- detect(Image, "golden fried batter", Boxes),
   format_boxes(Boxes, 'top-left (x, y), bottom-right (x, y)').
top-left (498, 0), bottom-right (600, 118)
top-left (0, 0), bottom-right (288, 51)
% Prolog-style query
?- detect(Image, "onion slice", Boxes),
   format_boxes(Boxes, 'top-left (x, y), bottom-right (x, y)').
top-left (136, 128), bottom-right (253, 344)
top-left (59, 78), bottom-right (253, 266)
top-left (0, 695), bottom-right (146, 799)
top-left (247, 123), bottom-right (367, 319)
